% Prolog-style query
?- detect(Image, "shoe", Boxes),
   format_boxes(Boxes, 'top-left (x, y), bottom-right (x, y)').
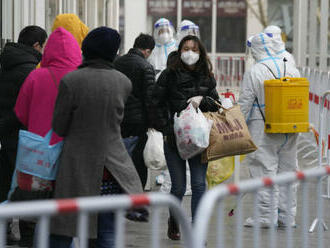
top-left (244, 217), bottom-right (275, 229)
top-left (278, 220), bottom-right (297, 229)
top-left (167, 217), bottom-right (180, 240)
top-left (126, 208), bottom-right (149, 222)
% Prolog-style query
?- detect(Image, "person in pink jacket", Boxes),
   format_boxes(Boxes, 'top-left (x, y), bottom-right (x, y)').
top-left (13, 27), bottom-right (82, 195)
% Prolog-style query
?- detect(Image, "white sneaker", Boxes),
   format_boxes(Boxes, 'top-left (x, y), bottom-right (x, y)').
top-left (244, 217), bottom-right (275, 229)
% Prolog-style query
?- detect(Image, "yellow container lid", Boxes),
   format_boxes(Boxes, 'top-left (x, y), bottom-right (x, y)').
top-left (264, 77), bottom-right (309, 87)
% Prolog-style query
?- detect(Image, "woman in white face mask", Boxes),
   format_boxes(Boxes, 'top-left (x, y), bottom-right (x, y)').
top-left (152, 35), bottom-right (219, 241)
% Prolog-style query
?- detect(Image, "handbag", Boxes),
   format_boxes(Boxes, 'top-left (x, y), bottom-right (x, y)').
top-left (15, 129), bottom-right (63, 180)
top-left (202, 103), bottom-right (257, 163)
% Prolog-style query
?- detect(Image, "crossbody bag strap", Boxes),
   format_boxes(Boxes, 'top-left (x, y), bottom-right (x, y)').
top-left (47, 68), bottom-right (59, 89)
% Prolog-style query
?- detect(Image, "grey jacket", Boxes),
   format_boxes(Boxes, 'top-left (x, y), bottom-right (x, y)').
top-left (51, 59), bottom-right (143, 238)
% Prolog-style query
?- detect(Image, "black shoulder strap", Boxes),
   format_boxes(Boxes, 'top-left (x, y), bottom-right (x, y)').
top-left (261, 63), bottom-right (278, 79)
top-left (255, 97), bottom-right (265, 122)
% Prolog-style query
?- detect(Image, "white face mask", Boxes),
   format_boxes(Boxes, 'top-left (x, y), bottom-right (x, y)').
top-left (158, 33), bottom-right (171, 44)
top-left (181, 50), bottom-right (200, 65)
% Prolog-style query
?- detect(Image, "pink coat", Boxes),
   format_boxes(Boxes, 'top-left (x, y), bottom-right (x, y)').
top-left (15, 27), bottom-right (82, 145)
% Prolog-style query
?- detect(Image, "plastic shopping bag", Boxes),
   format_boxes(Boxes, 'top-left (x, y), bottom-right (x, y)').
top-left (174, 103), bottom-right (213, 160)
top-left (143, 129), bottom-right (166, 170)
top-left (206, 156), bottom-right (235, 189)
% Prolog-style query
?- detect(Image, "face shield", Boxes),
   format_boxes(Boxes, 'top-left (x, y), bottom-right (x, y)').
top-left (245, 36), bottom-right (255, 69)
top-left (154, 18), bottom-right (175, 45)
top-left (177, 20), bottom-right (200, 43)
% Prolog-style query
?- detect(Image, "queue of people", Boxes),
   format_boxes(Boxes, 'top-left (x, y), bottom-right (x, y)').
top-left (0, 11), bottom-right (300, 247)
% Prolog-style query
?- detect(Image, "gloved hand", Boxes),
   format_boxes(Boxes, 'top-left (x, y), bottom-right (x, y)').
top-left (199, 96), bottom-right (220, 112)
top-left (187, 96), bottom-right (203, 108)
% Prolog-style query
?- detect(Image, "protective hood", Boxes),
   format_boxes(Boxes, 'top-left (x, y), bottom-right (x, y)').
top-left (177, 19), bottom-right (200, 43)
top-left (264, 25), bottom-right (282, 43)
top-left (153, 18), bottom-right (175, 45)
top-left (264, 25), bottom-right (286, 54)
top-left (250, 33), bottom-right (277, 62)
top-left (0, 42), bottom-right (41, 71)
top-left (41, 27), bottom-right (82, 68)
top-left (52, 13), bottom-right (89, 47)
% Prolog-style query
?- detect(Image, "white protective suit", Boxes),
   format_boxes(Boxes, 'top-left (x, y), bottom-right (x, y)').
top-left (245, 35), bottom-right (255, 71)
top-left (238, 33), bottom-right (300, 227)
top-left (148, 18), bottom-right (177, 74)
top-left (264, 25), bottom-right (296, 67)
top-left (177, 20), bottom-right (200, 45)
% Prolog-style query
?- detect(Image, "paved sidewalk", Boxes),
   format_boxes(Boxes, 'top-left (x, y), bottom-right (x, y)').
top-left (7, 135), bottom-right (330, 247)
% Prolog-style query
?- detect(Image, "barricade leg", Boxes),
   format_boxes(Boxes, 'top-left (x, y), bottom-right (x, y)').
top-left (151, 206), bottom-right (160, 248)
top-left (37, 215), bottom-right (50, 248)
top-left (235, 193), bottom-right (243, 248)
top-left (285, 183), bottom-right (293, 248)
top-left (78, 211), bottom-right (89, 248)
top-left (0, 218), bottom-right (6, 248)
top-left (115, 209), bottom-right (125, 248)
top-left (269, 187), bottom-right (276, 248)
top-left (216, 200), bottom-right (224, 248)
top-left (301, 180), bottom-right (309, 248)
top-left (252, 191), bottom-right (260, 248)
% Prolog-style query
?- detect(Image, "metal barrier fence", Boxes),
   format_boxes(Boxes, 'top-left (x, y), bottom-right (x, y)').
top-left (193, 165), bottom-right (330, 248)
top-left (0, 193), bottom-right (193, 248)
top-left (215, 56), bottom-right (245, 88)
top-left (297, 69), bottom-right (330, 167)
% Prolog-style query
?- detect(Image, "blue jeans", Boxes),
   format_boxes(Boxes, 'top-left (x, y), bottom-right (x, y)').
top-left (164, 142), bottom-right (207, 220)
top-left (123, 136), bottom-right (139, 157)
top-left (49, 212), bottom-right (115, 248)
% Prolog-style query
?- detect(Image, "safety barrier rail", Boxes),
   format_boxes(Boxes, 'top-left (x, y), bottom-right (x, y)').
top-left (193, 165), bottom-right (330, 248)
top-left (298, 68), bottom-right (330, 166)
top-left (214, 56), bottom-right (245, 88)
top-left (0, 193), bottom-right (193, 248)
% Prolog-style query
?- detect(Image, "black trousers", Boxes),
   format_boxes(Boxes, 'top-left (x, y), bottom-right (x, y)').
top-left (0, 147), bottom-right (16, 202)
top-left (131, 134), bottom-right (148, 188)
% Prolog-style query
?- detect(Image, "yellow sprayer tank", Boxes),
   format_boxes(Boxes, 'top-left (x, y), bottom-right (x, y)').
top-left (264, 77), bottom-right (309, 133)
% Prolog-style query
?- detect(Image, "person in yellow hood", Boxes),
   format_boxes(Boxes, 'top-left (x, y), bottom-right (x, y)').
top-left (52, 13), bottom-right (89, 47)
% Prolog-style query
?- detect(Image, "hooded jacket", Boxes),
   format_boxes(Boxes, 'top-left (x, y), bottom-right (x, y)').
top-left (15, 28), bottom-right (82, 145)
top-left (52, 13), bottom-right (89, 47)
top-left (0, 43), bottom-right (41, 143)
top-left (14, 28), bottom-right (82, 192)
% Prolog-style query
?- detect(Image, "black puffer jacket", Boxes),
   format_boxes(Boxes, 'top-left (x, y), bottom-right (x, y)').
top-left (153, 67), bottom-right (219, 136)
top-left (114, 48), bottom-right (155, 137)
top-left (0, 42), bottom-right (41, 147)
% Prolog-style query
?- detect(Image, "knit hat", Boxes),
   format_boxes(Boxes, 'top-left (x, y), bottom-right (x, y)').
top-left (82, 27), bottom-right (121, 62)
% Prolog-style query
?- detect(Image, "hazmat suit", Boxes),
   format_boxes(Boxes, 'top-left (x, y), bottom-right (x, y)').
top-left (148, 18), bottom-right (177, 74)
top-left (264, 25), bottom-right (296, 67)
top-left (245, 35), bottom-right (255, 71)
top-left (177, 20), bottom-right (200, 45)
top-left (238, 33), bottom-right (300, 228)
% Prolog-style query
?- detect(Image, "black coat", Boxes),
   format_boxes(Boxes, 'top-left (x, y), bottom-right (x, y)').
top-left (114, 48), bottom-right (155, 137)
top-left (152, 67), bottom-right (219, 136)
top-left (0, 42), bottom-right (41, 147)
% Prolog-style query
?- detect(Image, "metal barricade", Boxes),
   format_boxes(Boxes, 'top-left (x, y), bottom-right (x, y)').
top-left (0, 193), bottom-right (194, 248)
top-left (193, 166), bottom-right (330, 248)
top-left (215, 56), bottom-right (245, 88)
top-left (297, 68), bottom-right (330, 166)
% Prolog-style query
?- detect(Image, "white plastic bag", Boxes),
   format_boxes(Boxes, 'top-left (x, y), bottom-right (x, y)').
top-left (143, 129), bottom-right (167, 170)
top-left (174, 103), bottom-right (213, 160)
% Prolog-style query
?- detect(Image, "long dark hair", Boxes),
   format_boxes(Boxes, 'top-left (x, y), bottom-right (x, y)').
top-left (169, 35), bottom-right (213, 77)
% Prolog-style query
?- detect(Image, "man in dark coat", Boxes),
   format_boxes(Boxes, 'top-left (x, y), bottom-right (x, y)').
top-left (0, 25), bottom-right (47, 247)
top-left (114, 33), bottom-right (156, 187)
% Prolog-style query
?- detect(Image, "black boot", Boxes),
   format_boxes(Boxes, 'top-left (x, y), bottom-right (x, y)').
top-left (167, 217), bottom-right (180, 240)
